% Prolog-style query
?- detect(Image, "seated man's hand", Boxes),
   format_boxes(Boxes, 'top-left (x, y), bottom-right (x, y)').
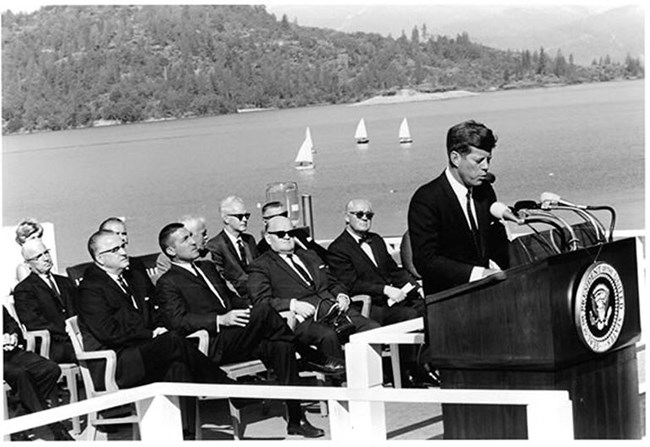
top-left (3, 333), bottom-right (18, 351)
top-left (336, 293), bottom-right (350, 312)
top-left (384, 285), bottom-right (407, 303)
top-left (152, 327), bottom-right (168, 338)
top-left (220, 308), bottom-right (251, 327)
top-left (292, 300), bottom-right (316, 320)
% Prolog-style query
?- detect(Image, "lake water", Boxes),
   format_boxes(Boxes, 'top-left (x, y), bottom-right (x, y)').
top-left (2, 80), bottom-right (645, 271)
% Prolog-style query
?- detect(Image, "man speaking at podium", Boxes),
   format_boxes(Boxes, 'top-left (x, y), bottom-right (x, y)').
top-left (408, 120), bottom-right (510, 295)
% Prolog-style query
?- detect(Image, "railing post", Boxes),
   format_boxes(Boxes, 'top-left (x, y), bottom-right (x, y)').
top-left (136, 394), bottom-right (184, 442)
top-left (301, 194), bottom-right (315, 238)
top-left (526, 394), bottom-right (574, 440)
top-left (345, 341), bottom-right (386, 442)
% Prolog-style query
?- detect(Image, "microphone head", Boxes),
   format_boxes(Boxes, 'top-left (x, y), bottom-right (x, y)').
top-left (489, 202), bottom-right (510, 219)
top-left (483, 172), bottom-right (496, 184)
top-left (540, 191), bottom-right (560, 204)
top-left (513, 200), bottom-right (539, 211)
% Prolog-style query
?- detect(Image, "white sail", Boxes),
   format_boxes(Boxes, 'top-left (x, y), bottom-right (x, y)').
top-left (294, 132), bottom-right (314, 170)
top-left (354, 118), bottom-right (369, 143)
top-left (399, 118), bottom-right (413, 143)
top-left (305, 126), bottom-right (315, 153)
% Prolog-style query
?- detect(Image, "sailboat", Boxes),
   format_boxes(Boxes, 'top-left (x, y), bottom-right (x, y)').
top-left (354, 118), bottom-right (369, 144)
top-left (305, 126), bottom-right (315, 153)
top-left (294, 129), bottom-right (314, 170)
top-left (399, 118), bottom-right (413, 144)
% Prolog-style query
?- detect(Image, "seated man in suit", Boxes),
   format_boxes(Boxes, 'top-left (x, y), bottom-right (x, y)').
top-left (153, 215), bottom-right (211, 284)
top-left (248, 216), bottom-right (380, 364)
top-left (76, 230), bottom-right (230, 436)
top-left (328, 199), bottom-right (424, 325)
top-left (155, 223), bottom-right (326, 438)
top-left (206, 196), bottom-right (258, 297)
top-left (4, 307), bottom-right (74, 441)
top-left (13, 238), bottom-right (77, 364)
top-left (99, 217), bottom-right (155, 296)
top-left (256, 201), bottom-right (329, 263)
top-left (327, 199), bottom-right (437, 387)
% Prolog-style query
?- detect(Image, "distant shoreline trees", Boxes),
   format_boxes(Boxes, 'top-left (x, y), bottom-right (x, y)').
top-left (2, 5), bottom-right (643, 135)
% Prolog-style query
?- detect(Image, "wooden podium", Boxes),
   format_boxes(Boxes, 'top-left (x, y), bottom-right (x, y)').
top-left (422, 237), bottom-right (642, 439)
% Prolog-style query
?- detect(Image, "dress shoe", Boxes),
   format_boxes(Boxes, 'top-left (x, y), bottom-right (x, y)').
top-left (287, 419), bottom-right (325, 438)
top-left (302, 358), bottom-right (345, 376)
top-left (48, 422), bottom-right (75, 441)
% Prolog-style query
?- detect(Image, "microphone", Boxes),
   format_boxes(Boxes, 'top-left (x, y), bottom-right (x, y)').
top-left (483, 172), bottom-right (496, 184)
top-left (490, 202), bottom-right (524, 224)
top-left (513, 200), bottom-right (540, 211)
top-left (540, 192), bottom-right (586, 210)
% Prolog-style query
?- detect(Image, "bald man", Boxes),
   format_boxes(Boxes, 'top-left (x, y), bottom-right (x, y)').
top-left (248, 216), bottom-right (379, 363)
top-left (13, 239), bottom-right (77, 364)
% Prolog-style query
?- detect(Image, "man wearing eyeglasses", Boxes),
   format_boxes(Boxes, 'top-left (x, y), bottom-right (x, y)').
top-left (248, 216), bottom-right (379, 364)
top-left (206, 196), bottom-right (259, 297)
top-left (13, 238), bottom-right (77, 364)
top-left (256, 201), bottom-right (330, 262)
top-left (99, 216), bottom-right (155, 296)
top-left (156, 222), bottom-right (326, 438)
top-left (76, 230), bottom-right (230, 436)
top-left (408, 120), bottom-right (509, 295)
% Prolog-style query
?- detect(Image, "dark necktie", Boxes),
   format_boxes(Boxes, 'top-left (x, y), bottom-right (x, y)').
top-left (288, 254), bottom-right (313, 286)
top-left (117, 275), bottom-right (138, 310)
top-left (46, 274), bottom-right (63, 305)
top-left (237, 238), bottom-right (248, 267)
top-left (191, 262), bottom-right (226, 307)
top-left (466, 189), bottom-right (482, 256)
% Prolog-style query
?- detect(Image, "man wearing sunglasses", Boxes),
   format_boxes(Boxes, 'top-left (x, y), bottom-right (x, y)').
top-left (13, 238), bottom-right (78, 364)
top-left (408, 120), bottom-right (509, 295)
top-left (156, 222), bottom-right (326, 438)
top-left (206, 196), bottom-right (258, 297)
top-left (256, 201), bottom-right (330, 263)
top-left (327, 200), bottom-right (437, 387)
top-left (248, 216), bottom-right (379, 365)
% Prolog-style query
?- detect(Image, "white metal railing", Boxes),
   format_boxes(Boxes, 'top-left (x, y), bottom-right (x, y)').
top-left (1, 381), bottom-right (574, 442)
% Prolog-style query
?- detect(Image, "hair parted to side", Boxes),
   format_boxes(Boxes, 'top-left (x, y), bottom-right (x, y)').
top-left (446, 120), bottom-right (497, 156)
top-left (158, 222), bottom-right (185, 257)
top-left (87, 230), bottom-right (115, 261)
top-left (15, 218), bottom-right (44, 245)
top-left (220, 195), bottom-right (244, 217)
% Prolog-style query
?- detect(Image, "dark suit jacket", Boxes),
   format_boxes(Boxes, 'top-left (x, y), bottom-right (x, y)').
top-left (248, 249), bottom-right (347, 314)
top-left (155, 261), bottom-right (248, 336)
top-left (76, 264), bottom-right (158, 387)
top-left (207, 230), bottom-right (258, 297)
top-left (3, 306), bottom-right (26, 349)
top-left (13, 272), bottom-right (76, 342)
top-left (327, 230), bottom-right (419, 305)
top-left (408, 170), bottom-right (509, 294)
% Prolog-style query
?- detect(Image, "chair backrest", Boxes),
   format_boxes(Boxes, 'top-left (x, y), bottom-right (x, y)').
top-left (130, 253), bottom-right (159, 280)
top-left (65, 316), bottom-right (119, 395)
top-left (3, 297), bottom-right (51, 357)
top-left (66, 262), bottom-right (93, 286)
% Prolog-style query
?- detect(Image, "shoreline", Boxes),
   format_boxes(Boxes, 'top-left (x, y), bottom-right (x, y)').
top-left (349, 88), bottom-right (479, 106)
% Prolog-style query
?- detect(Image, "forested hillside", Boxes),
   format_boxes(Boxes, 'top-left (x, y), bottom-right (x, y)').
top-left (1, 5), bottom-right (643, 134)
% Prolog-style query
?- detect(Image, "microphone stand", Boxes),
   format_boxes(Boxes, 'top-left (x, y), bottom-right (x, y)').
top-left (541, 204), bottom-right (606, 245)
top-left (519, 210), bottom-right (579, 252)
